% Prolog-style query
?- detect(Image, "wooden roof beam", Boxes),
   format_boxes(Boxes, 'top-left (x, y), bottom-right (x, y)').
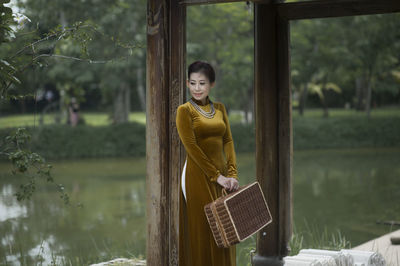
top-left (277, 0), bottom-right (400, 20)
top-left (179, 0), bottom-right (279, 7)
top-left (180, 0), bottom-right (244, 6)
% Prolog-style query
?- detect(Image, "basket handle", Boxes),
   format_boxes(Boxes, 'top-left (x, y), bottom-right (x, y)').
top-left (222, 185), bottom-right (242, 196)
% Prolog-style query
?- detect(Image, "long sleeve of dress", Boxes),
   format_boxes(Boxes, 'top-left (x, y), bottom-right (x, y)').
top-left (176, 105), bottom-right (221, 182)
top-left (219, 103), bottom-right (238, 179)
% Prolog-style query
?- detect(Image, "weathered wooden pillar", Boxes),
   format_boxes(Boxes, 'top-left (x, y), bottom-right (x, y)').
top-left (252, 1), bottom-right (292, 265)
top-left (169, 0), bottom-right (187, 265)
top-left (146, 0), bottom-right (186, 264)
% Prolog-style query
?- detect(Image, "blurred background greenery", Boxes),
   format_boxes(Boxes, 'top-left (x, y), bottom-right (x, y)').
top-left (1, 0), bottom-right (400, 265)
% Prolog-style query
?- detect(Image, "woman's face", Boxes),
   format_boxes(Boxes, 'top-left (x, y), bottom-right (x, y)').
top-left (187, 72), bottom-right (215, 104)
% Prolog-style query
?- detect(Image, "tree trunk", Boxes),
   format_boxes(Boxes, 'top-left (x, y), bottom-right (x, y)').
top-left (20, 99), bottom-right (26, 114)
top-left (60, 10), bottom-right (67, 28)
top-left (136, 67), bottom-right (146, 111)
top-left (365, 75), bottom-right (372, 119)
top-left (112, 83), bottom-right (130, 124)
top-left (321, 86), bottom-right (329, 118)
top-left (59, 11), bottom-right (67, 124)
top-left (298, 84), bottom-right (307, 116)
top-left (321, 98), bottom-right (329, 118)
top-left (355, 76), bottom-right (366, 111)
top-left (244, 85), bottom-right (254, 124)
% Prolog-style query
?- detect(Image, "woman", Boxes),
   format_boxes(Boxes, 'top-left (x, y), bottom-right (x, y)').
top-left (176, 61), bottom-right (239, 266)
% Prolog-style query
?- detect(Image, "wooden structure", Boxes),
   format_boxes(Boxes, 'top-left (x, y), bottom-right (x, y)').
top-left (146, 0), bottom-right (400, 265)
top-left (353, 229), bottom-right (400, 266)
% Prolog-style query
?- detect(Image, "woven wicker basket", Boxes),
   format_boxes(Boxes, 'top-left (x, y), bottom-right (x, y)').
top-left (204, 181), bottom-right (272, 248)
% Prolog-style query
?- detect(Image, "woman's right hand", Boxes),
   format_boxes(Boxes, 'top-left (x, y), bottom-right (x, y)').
top-left (217, 175), bottom-right (239, 192)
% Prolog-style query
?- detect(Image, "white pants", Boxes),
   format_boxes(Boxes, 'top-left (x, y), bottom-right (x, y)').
top-left (181, 159), bottom-right (187, 201)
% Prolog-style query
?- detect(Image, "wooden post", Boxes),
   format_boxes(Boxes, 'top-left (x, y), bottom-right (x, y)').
top-left (169, 0), bottom-right (186, 265)
top-left (253, 1), bottom-right (292, 265)
top-left (146, 0), bottom-right (185, 264)
top-left (277, 13), bottom-right (292, 259)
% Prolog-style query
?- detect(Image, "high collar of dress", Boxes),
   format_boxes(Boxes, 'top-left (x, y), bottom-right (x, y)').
top-left (191, 96), bottom-right (210, 106)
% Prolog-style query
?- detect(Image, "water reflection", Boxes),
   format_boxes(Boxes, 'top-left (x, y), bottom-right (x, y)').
top-left (291, 148), bottom-right (400, 245)
top-left (0, 185), bottom-right (28, 222)
top-left (0, 157), bottom-right (146, 265)
top-left (0, 149), bottom-right (399, 265)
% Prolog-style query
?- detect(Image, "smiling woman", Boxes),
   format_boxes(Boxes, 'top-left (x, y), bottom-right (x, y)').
top-left (176, 61), bottom-right (239, 266)
top-left (186, 61), bottom-right (215, 104)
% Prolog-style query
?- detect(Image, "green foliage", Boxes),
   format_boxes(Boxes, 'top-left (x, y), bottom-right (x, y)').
top-left (187, 3), bottom-right (254, 114)
top-left (1, 112), bottom-right (399, 160)
top-left (232, 114), bottom-right (400, 152)
top-left (0, 0), bottom-right (146, 201)
top-left (230, 123), bottom-right (255, 153)
top-left (291, 14), bottom-right (400, 113)
top-left (289, 221), bottom-right (351, 256)
top-left (0, 128), bottom-right (70, 203)
top-left (15, 0), bottom-right (146, 114)
top-left (187, 5), bottom-right (400, 118)
top-left (237, 222), bottom-right (351, 263)
top-left (1, 0), bottom-right (146, 122)
top-left (0, 19), bottom-right (133, 99)
top-left (0, 122), bottom-right (146, 159)
top-left (0, 1), bottom-right (21, 92)
top-left (0, 1), bottom-right (14, 43)
top-left (293, 116), bottom-right (400, 149)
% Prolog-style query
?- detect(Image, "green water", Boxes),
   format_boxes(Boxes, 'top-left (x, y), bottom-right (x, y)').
top-left (1, 149), bottom-right (399, 265)
top-left (291, 148), bottom-right (400, 245)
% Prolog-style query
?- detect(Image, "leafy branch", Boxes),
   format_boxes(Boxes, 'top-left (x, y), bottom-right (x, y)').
top-left (0, 2), bottom-right (143, 204)
top-left (1, 17), bottom-right (143, 99)
top-left (0, 128), bottom-right (72, 205)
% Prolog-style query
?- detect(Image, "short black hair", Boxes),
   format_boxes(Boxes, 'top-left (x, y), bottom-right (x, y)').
top-left (188, 61), bottom-right (216, 83)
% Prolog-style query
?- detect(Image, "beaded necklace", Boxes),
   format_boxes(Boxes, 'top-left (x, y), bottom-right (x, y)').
top-left (189, 98), bottom-right (215, 119)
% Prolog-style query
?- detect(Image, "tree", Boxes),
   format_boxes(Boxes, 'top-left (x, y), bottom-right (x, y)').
top-left (187, 2), bottom-right (254, 122)
top-left (6, 0), bottom-right (147, 123)
top-left (343, 14), bottom-right (400, 117)
top-left (1, 1), bottom-right (74, 203)
top-left (0, 0), bottom-right (145, 202)
top-left (291, 14), bottom-right (400, 117)
top-left (291, 18), bottom-right (347, 116)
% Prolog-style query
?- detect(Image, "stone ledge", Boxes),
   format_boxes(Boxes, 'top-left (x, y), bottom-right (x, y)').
top-left (90, 258), bottom-right (146, 266)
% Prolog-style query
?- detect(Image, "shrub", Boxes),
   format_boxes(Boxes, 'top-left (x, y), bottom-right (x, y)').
top-left (1, 116), bottom-right (399, 160)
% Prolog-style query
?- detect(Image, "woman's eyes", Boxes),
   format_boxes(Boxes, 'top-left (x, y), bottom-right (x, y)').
top-left (190, 82), bottom-right (206, 86)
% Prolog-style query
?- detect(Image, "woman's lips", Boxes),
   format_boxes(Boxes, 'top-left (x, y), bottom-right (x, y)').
top-left (193, 93), bottom-right (202, 97)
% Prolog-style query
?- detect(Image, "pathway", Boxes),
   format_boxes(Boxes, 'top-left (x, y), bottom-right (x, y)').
top-left (352, 229), bottom-right (400, 266)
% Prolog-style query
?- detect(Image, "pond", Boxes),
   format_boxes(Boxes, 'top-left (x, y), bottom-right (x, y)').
top-left (1, 148), bottom-right (399, 265)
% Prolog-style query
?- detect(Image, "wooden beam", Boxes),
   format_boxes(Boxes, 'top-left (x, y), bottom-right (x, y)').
top-left (254, 1), bottom-right (280, 261)
top-left (169, 0), bottom-right (186, 265)
top-left (179, 0), bottom-right (242, 6)
top-left (146, 0), bottom-right (186, 264)
top-left (179, 0), bottom-right (275, 6)
top-left (277, 14), bottom-right (292, 257)
top-left (146, 0), bottom-right (170, 260)
top-left (179, 0), bottom-right (287, 5)
top-left (253, 2), bottom-right (292, 265)
top-left (278, 0), bottom-right (400, 20)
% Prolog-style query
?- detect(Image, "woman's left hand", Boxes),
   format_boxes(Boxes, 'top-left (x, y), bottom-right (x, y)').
top-left (217, 175), bottom-right (239, 192)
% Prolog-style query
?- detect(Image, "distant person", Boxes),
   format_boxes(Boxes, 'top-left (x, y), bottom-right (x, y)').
top-left (45, 90), bottom-right (54, 102)
top-left (176, 61), bottom-right (239, 266)
top-left (68, 97), bottom-right (80, 126)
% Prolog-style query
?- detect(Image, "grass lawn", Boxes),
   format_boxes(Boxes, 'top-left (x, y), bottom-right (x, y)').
top-left (0, 112), bottom-right (147, 128)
